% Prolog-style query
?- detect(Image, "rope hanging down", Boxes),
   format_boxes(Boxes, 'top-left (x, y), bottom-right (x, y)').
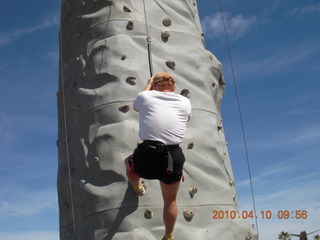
top-left (58, 1), bottom-right (77, 239)
top-left (142, 0), bottom-right (154, 77)
top-left (217, 0), bottom-right (260, 238)
top-left (59, 31), bottom-right (78, 240)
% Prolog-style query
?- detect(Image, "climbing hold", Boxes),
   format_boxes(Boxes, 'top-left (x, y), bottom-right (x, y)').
top-left (66, 230), bottom-right (70, 236)
top-left (64, 202), bottom-right (70, 210)
top-left (166, 60), bottom-right (176, 70)
top-left (65, 16), bottom-right (72, 23)
top-left (188, 187), bottom-right (198, 198)
top-left (183, 209), bottom-right (195, 222)
top-left (217, 124), bottom-right (223, 130)
top-left (56, 91), bottom-right (59, 97)
top-left (146, 36), bottom-right (152, 43)
top-left (126, 77), bottom-right (137, 85)
top-left (162, 18), bottom-right (172, 26)
top-left (141, 180), bottom-right (148, 191)
top-left (76, 105), bottom-right (81, 111)
top-left (126, 21), bottom-right (134, 30)
top-left (161, 31), bottom-right (170, 38)
top-left (119, 105), bottom-right (130, 113)
top-left (63, 62), bottom-right (68, 68)
top-left (63, 43), bottom-right (68, 48)
top-left (233, 193), bottom-right (237, 200)
top-left (121, 55), bottom-right (127, 60)
top-left (144, 208), bottom-right (153, 219)
top-left (187, 142), bottom-right (194, 149)
top-left (80, 206), bottom-right (85, 212)
top-left (94, 157), bottom-right (99, 162)
top-left (229, 179), bottom-right (234, 186)
top-left (123, 5), bottom-right (131, 12)
top-left (62, 0), bottom-right (70, 8)
top-left (212, 82), bottom-right (216, 87)
top-left (193, 1), bottom-right (196, 6)
top-left (201, 32), bottom-right (205, 37)
top-left (219, 78), bottom-right (226, 86)
top-left (180, 89), bottom-right (191, 99)
top-left (209, 55), bottom-right (214, 60)
top-left (76, 32), bottom-right (81, 39)
top-left (246, 232), bottom-right (253, 240)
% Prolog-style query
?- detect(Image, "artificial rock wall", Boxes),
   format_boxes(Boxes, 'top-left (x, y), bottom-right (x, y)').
top-left (57, 0), bottom-right (257, 239)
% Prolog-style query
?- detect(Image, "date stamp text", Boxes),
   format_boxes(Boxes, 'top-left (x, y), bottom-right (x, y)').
top-left (212, 210), bottom-right (308, 220)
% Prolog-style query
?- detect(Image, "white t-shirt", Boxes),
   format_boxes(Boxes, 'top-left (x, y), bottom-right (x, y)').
top-left (133, 91), bottom-right (192, 145)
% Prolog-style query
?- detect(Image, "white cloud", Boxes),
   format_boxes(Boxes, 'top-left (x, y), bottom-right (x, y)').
top-left (236, 167), bottom-right (320, 240)
top-left (231, 42), bottom-right (320, 83)
top-left (245, 124), bottom-right (320, 151)
top-left (0, 115), bottom-right (15, 143)
top-left (46, 51), bottom-right (59, 62)
top-left (0, 112), bottom-right (56, 145)
top-left (201, 12), bottom-right (257, 39)
top-left (256, 216), bottom-right (320, 240)
top-left (287, 3), bottom-right (320, 15)
top-left (235, 157), bottom-right (309, 191)
top-left (0, 232), bottom-right (58, 240)
top-left (0, 13), bottom-right (59, 46)
top-left (0, 187), bottom-right (57, 218)
top-left (288, 126), bottom-right (320, 145)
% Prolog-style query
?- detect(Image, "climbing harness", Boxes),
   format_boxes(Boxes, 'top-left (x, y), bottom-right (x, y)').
top-left (142, 0), bottom-right (154, 77)
top-left (218, 0), bottom-right (260, 237)
top-left (142, 140), bottom-right (175, 174)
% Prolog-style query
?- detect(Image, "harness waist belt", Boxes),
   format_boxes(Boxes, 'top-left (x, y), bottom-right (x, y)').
top-left (143, 140), bottom-right (178, 150)
top-left (142, 140), bottom-right (178, 174)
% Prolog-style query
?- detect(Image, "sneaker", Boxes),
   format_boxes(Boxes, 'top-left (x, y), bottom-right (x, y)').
top-left (131, 181), bottom-right (146, 196)
top-left (161, 234), bottom-right (174, 240)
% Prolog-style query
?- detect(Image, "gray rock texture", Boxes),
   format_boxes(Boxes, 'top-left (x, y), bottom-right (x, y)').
top-left (57, 0), bottom-right (257, 239)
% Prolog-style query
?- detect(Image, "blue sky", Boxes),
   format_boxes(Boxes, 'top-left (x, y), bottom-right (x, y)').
top-left (0, 1), bottom-right (319, 240)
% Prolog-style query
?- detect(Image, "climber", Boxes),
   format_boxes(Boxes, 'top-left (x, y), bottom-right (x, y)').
top-left (124, 72), bottom-right (192, 240)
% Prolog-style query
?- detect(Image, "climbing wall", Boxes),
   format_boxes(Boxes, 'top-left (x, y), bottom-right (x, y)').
top-left (57, 0), bottom-right (257, 239)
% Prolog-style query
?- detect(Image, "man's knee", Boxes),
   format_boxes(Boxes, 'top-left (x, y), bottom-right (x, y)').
top-left (124, 156), bottom-right (131, 169)
top-left (161, 181), bottom-right (180, 201)
top-left (125, 155), bottom-right (134, 174)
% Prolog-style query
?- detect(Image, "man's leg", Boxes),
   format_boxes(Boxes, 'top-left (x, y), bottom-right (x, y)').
top-left (124, 156), bottom-right (145, 196)
top-left (160, 181), bottom-right (180, 239)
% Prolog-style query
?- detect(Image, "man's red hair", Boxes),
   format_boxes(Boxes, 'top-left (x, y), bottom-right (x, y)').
top-left (153, 72), bottom-right (175, 90)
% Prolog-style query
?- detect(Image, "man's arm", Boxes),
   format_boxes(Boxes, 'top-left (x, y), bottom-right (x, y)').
top-left (142, 76), bottom-right (154, 91)
top-left (134, 76), bottom-right (154, 112)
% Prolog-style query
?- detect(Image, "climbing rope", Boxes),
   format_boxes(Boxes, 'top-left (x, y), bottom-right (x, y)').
top-left (306, 228), bottom-right (320, 236)
top-left (58, 1), bottom-right (77, 239)
top-left (217, 0), bottom-right (260, 238)
top-left (142, 0), bottom-right (154, 77)
top-left (307, 228), bottom-right (320, 235)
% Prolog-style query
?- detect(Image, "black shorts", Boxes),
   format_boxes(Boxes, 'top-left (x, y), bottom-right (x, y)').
top-left (132, 140), bottom-right (185, 184)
